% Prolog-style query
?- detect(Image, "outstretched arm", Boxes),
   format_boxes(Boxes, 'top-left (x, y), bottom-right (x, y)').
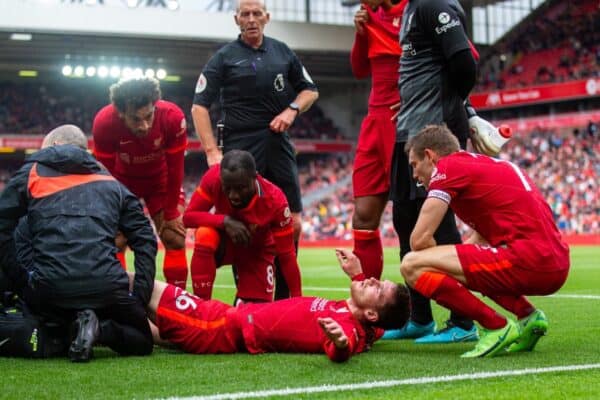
top-left (335, 248), bottom-right (365, 281)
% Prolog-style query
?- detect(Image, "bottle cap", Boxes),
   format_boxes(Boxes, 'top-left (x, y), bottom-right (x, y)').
top-left (499, 125), bottom-right (512, 139)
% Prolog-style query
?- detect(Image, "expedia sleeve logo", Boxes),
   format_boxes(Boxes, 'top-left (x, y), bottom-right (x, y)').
top-left (435, 13), bottom-right (461, 35)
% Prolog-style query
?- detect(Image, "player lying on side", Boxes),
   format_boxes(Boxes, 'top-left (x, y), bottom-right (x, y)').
top-left (146, 249), bottom-right (410, 362)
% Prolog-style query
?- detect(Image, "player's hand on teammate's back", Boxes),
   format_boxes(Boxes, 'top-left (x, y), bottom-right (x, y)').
top-left (318, 317), bottom-right (349, 349)
top-left (335, 248), bottom-right (363, 279)
top-left (224, 216), bottom-right (252, 245)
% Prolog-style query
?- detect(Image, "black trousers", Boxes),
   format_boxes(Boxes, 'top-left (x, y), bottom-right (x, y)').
top-left (23, 285), bottom-right (153, 357)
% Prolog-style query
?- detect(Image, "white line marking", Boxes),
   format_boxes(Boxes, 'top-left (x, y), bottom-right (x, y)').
top-left (215, 284), bottom-right (600, 298)
top-left (163, 363), bottom-right (600, 400)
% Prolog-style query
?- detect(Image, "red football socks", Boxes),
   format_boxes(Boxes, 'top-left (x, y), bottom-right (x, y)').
top-left (163, 249), bottom-right (188, 290)
top-left (352, 229), bottom-right (383, 279)
top-left (415, 272), bottom-right (507, 330)
top-left (190, 245), bottom-right (216, 299)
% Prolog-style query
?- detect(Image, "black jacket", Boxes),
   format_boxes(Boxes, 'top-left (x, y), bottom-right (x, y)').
top-left (0, 145), bottom-right (156, 308)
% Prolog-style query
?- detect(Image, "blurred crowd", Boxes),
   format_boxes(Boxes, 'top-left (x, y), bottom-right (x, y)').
top-left (0, 81), bottom-right (343, 140)
top-left (298, 122), bottom-right (600, 240)
top-left (476, 0), bottom-right (600, 91)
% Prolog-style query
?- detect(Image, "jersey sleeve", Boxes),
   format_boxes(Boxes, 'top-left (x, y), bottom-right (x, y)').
top-left (286, 46), bottom-right (318, 94)
top-left (350, 33), bottom-right (371, 79)
top-left (323, 316), bottom-right (361, 363)
top-left (419, 0), bottom-right (470, 60)
top-left (427, 155), bottom-right (470, 204)
top-left (91, 110), bottom-right (118, 173)
top-left (193, 51), bottom-right (224, 108)
top-left (182, 167), bottom-right (226, 229)
top-left (163, 106), bottom-right (188, 220)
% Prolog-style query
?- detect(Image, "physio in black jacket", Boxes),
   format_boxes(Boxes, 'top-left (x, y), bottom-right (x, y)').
top-left (0, 124), bottom-right (157, 362)
top-left (385, 0), bottom-right (477, 342)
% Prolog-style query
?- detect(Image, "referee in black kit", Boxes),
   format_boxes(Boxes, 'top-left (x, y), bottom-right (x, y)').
top-left (191, 0), bottom-right (318, 300)
top-left (386, 0), bottom-right (478, 342)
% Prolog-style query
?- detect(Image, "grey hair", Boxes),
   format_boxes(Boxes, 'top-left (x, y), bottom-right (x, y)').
top-left (42, 124), bottom-right (88, 150)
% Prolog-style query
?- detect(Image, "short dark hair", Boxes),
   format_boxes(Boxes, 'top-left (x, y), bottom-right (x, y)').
top-left (404, 124), bottom-right (460, 159)
top-left (374, 284), bottom-right (410, 330)
top-left (109, 77), bottom-right (161, 113)
top-left (221, 150), bottom-right (257, 177)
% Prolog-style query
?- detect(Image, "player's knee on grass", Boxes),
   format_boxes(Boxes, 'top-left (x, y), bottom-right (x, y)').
top-left (194, 227), bottom-right (221, 252)
top-left (160, 227), bottom-right (186, 249)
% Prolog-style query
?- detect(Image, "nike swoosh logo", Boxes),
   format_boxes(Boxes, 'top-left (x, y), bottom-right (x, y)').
top-left (0, 338), bottom-right (10, 347)
top-left (234, 59), bottom-right (247, 65)
top-left (119, 140), bottom-right (133, 145)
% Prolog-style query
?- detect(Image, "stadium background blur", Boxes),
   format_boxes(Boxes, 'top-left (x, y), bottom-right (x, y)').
top-left (0, 0), bottom-right (598, 246)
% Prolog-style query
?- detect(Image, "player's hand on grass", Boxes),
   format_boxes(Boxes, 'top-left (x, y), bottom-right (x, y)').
top-left (318, 317), bottom-right (349, 349)
top-left (224, 216), bottom-right (252, 246)
top-left (335, 248), bottom-right (363, 279)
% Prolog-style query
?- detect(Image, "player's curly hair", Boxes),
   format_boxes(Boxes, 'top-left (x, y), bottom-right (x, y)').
top-left (109, 77), bottom-right (161, 113)
top-left (374, 283), bottom-right (411, 330)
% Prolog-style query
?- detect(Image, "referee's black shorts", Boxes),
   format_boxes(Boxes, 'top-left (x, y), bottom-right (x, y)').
top-left (224, 128), bottom-right (302, 213)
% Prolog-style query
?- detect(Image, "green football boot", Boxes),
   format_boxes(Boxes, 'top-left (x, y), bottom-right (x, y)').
top-left (461, 319), bottom-right (519, 358)
top-left (507, 309), bottom-right (548, 353)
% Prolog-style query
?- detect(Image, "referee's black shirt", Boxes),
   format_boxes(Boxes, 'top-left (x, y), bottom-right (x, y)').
top-left (193, 35), bottom-right (317, 133)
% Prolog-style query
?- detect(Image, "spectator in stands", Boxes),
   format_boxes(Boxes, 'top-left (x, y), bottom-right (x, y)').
top-left (191, 0), bottom-right (318, 300)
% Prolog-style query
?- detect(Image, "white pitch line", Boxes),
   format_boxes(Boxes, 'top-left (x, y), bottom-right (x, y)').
top-left (163, 363), bottom-right (600, 400)
top-left (214, 284), bottom-right (600, 298)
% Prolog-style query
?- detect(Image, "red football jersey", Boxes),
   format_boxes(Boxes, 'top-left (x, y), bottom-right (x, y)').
top-left (92, 100), bottom-right (187, 219)
top-left (92, 100), bottom-right (187, 178)
top-left (235, 297), bottom-right (378, 362)
top-left (350, 2), bottom-right (406, 107)
top-left (184, 165), bottom-right (302, 296)
top-left (185, 165), bottom-right (293, 247)
top-left (428, 152), bottom-right (569, 270)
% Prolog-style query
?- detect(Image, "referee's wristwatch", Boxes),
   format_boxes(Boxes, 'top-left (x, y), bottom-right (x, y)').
top-left (288, 102), bottom-right (300, 115)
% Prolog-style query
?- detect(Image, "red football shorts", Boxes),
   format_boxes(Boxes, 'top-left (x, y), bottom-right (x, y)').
top-left (352, 106), bottom-right (396, 197)
top-left (155, 284), bottom-right (244, 354)
top-left (456, 243), bottom-right (569, 296)
top-left (117, 174), bottom-right (185, 217)
top-left (220, 239), bottom-right (276, 302)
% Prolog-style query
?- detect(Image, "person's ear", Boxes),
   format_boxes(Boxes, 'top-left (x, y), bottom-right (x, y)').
top-left (364, 309), bottom-right (379, 324)
top-left (234, 14), bottom-right (240, 27)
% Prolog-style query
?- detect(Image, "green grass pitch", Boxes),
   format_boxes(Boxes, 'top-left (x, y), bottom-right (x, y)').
top-left (1, 246), bottom-right (599, 399)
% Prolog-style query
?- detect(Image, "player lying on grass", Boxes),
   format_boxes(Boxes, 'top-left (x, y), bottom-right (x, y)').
top-left (400, 124), bottom-right (570, 358)
top-left (146, 249), bottom-right (410, 362)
